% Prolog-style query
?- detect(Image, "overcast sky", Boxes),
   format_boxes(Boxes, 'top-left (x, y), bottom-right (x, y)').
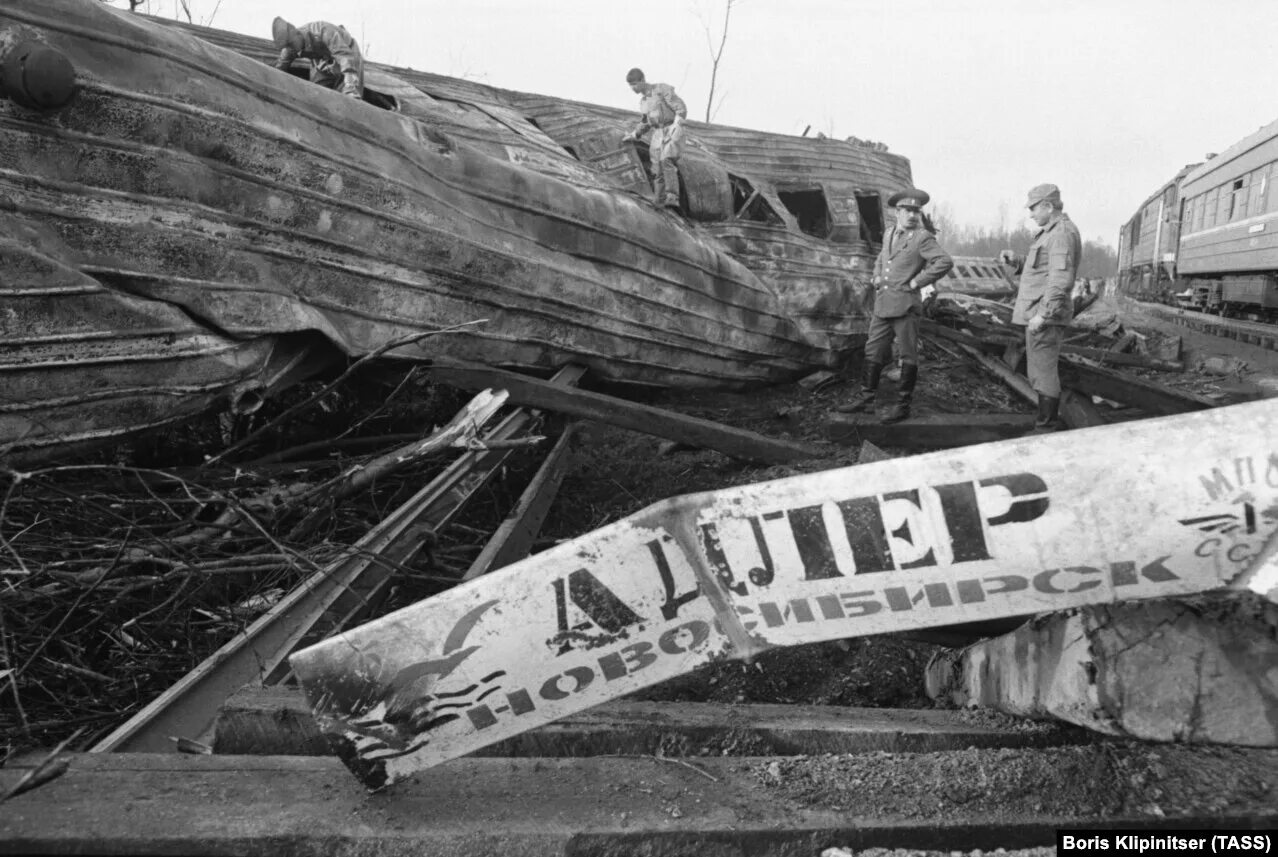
top-left (117, 0), bottom-right (1278, 247)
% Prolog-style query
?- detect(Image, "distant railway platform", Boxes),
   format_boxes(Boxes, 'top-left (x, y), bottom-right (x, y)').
top-left (1140, 301), bottom-right (1278, 353)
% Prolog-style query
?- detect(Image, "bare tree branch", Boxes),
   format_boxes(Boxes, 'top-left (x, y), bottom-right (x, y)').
top-left (703, 0), bottom-right (739, 122)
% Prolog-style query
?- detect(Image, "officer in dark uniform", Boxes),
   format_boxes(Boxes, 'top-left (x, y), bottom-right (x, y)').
top-left (838, 189), bottom-right (953, 423)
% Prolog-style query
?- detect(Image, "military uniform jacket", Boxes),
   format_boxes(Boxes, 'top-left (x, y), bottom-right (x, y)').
top-left (1010, 213), bottom-right (1081, 325)
top-left (629, 84), bottom-right (687, 137)
top-left (274, 21), bottom-right (364, 84)
top-left (870, 226), bottom-right (954, 318)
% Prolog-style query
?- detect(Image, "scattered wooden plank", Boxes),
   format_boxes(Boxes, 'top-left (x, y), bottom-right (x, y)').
top-left (1108, 331), bottom-right (1137, 354)
top-left (1059, 345), bottom-right (1183, 372)
top-left (429, 359), bottom-right (824, 464)
top-left (462, 424), bottom-right (578, 581)
top-left (925, 592), bottom-right (1278, 746)
top-left (827, 413), bottom-right (1036, 449)
top-left (211, 686), bottom-right (1083, 757)
top-left (286, 388), bottom-right (511, 540)
top-left (1059, 357), bottom-right (1216, 415)
top-left (947, 341), bottom-right (1107, 429)
top-left (796, 369), bottom-right (842, 393)
top-left (3, 749), bottom-right (1274, 854)
top-left (925, 322), bottom-right (1183, 372)
top-left (922, 320), bottom-right (1006, 354)
top-left (1154, 334), bottom-right (1183, 362)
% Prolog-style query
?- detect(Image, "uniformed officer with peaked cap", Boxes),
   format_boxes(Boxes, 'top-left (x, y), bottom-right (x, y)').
top-left (837, 188), bottom-right (953, 423)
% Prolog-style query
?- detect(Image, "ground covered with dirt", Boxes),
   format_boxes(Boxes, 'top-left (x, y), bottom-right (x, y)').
top-left (751, 743), bottom-right (1276, 819)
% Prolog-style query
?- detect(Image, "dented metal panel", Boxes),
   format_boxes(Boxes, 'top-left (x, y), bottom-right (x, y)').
top-left (289, 399), bottom-right (1278, 788)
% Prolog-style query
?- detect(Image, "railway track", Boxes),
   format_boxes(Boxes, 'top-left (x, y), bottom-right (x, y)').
top-left (1142, 301), bottom-right (1278, 351)
top-left (89, 366), bottom-right (585, 753)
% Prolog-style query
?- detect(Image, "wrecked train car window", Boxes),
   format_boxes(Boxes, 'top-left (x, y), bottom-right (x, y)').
top-left (855, 192), bottom-right (885, 245)
top-left (362, 87), bottom-right (398, 111)
top-left (777, 188), bottom-right (833, 239)
top-left (730, 175), bottom-right (783, 225)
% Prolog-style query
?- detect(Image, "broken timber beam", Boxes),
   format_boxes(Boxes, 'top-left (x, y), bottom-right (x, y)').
top-left (1060, 345), bottom-right (1183, 372)
top-left (428, 359), bottom-right (824, 464)
top-left (947, 341), bottom-right (1106, 429)
top-left (1059, 356), bottom-right (1216, 415)
top-left (211, 686), bottom-right (1082, 757)
top-left (9, 745), bottom-right (1278, 853)
top-left (462, 423), bottom-right (578, 580)
top-left (923, 321), bottom-right (1184, 371)
top-left (924, 592), bottom-right (1278, 746)
top-left (827, 413), bottom-right (1036, 449)
top-left (4, 748), bottom-right (1276, 853)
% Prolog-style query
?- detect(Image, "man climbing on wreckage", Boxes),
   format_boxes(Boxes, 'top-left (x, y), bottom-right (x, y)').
top-left (271, 16), bottom-right (364, 99)
top-left (997, 183), bottom-right (1082, 434)
top-left (620, 68), bottom-right (687, 209)
top-left (837, 189), bottom-right (953, 423)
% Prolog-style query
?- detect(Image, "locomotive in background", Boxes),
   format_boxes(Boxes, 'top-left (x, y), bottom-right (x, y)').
top-left (1118, 116), bottom-right (1278, 323)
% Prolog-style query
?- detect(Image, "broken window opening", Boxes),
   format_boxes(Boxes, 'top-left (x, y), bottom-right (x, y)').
top-left (729, 175), bottom-right (783, 225)
top-left (855, 192), bottom-right (885, 245)
top-left (522, 116), bottom-right (581, 160)
top-left (778, 188), bottom-right (833, 239)
top-left (361, 87), bottom-right (398, 111)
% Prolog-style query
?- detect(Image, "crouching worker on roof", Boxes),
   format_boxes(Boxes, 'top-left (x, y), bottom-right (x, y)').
top-left (620, 68), bottom-right (686, 209)
top-left (272, 16), bottom-right (364, 99)
top-left (836, 189), bottom-right (953, 424)
top-left (997, 183), bottom-right (1082, 434)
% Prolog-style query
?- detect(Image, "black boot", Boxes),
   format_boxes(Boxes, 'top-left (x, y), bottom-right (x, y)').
top-left (1027, 393), bottom-right (1062, 434)
top-left (836, 361), bottom-right (883, 413)
top-left (881, 362), bottom-right (918, 424)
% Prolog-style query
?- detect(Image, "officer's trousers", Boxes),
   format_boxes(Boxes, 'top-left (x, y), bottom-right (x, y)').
top-left (864, 308), bottom-right (920, 365)
top-left (1025, 323), bottom-right (1064, 396)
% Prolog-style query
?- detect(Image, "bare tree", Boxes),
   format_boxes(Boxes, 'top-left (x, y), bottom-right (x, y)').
top-left (701, 0), bottom-right (739, 122)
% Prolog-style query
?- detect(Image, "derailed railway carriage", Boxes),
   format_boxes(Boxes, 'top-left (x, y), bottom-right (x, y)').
top-left (1120, 116), bottom-right (1278, 321)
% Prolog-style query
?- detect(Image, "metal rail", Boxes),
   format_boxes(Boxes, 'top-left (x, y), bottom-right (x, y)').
top-left (92, 366), bottom-right (585, 752)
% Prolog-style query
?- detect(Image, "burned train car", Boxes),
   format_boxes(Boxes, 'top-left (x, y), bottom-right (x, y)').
top-left (1120, 116), bottom-right (1278, 322)
top-left (0, 2), bottom-right (919, 461)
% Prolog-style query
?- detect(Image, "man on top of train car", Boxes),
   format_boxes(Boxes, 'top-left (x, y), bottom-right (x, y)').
top-left (271, 17), bottom-right (364, 100)
top-left (997, 183), bottom-right (1082, 433)
top-left (620, 68), bottom-right (687, 209)
top-left (837, 189), bottom-right (954, 424)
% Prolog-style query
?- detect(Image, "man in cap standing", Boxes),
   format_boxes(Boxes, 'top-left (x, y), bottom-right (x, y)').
top-left (998, 183), bottom-right (1082, 433)
top-left (620, 68), bottom-right (687, 209)
top-left (838, 189), bottom-right (953, 423)
top-left (271, 17), bottom-right (364, 100)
